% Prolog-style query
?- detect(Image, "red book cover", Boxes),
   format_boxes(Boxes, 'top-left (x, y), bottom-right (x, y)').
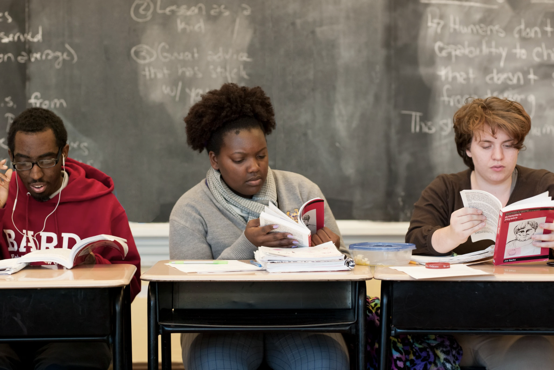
top-left (298, 198), bottom-right (325, 236)
top-left (493, 207), bottom-right (554, 265)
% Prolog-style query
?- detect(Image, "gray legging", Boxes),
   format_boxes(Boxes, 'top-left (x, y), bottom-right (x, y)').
top-left (181, 332), bottom-right (350, 370)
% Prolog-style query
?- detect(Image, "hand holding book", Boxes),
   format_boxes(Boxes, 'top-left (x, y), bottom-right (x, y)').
top-left (448, 207), bottom-right (487, 246)
top-left (460, 190), bottom-right (554, 265)
top-left (531, 221), bottom-right (554, 249)
top-left (244, 218), bottom-right (298, 248)
top-left (311, 227), bottom-right (340, 249)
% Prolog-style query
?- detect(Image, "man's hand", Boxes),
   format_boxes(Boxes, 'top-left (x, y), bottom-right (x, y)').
top-left (311, 227), bottom-right (341, 249)
top-left (0, 159), bottom-right (13, 208)
top-left (244, 218), bottom-right (298, 248)
top-left (532, 222), bottom-right (554, 249)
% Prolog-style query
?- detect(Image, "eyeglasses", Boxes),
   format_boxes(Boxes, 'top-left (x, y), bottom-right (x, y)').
top-left (12, 148), bottom-right (62, 172)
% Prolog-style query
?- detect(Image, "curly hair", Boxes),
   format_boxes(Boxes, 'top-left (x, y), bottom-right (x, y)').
top-left (453, 97), bottom-right (531, 170)
top-left (8, 108), bottom-right (67, 154)
top-left (185, 83), bottom-right (276, 154)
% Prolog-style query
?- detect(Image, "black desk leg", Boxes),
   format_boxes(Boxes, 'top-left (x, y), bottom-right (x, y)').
top-left (379, 281), bottom-right (391, 370)
top-left (148, 283), bottom-right (159, 370)
top-left (161, 331), bottom-right (172, 370)
top-left (356, 281), bottom-right (367, 370)
top-left (114, 287), bottom-right (125, 370)
top-left (124, 284), bottom-right (132, 370)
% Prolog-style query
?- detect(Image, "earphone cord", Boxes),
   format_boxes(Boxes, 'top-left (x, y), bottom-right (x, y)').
top-left (11, 171), bottom-right (64, 250)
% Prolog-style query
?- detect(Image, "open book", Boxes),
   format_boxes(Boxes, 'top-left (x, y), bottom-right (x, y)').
top-left (461, 190), bottom-right (554, 265)
top-left (259, 198), bottom-right (325, 247)
top-left (0, 234), bottom-right (128, 272)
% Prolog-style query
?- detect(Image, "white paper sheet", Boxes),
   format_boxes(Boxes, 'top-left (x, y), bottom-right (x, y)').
top-left (167, 260), bottom-right (263, 273)
top-left (389, 264), bottom-right (491, 279)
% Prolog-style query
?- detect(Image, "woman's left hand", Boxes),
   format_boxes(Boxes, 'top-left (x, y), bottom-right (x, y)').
top-left (311, 227), bottom-right (341, 249)
top-left (532, 222), bottom-right (554, 249)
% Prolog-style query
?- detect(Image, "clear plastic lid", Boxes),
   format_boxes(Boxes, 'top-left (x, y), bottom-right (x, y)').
top-left (348, 242), bottom-right (416, 251)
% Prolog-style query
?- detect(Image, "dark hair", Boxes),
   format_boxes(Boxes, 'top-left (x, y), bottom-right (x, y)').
top-left (8, 108), bottom-right (68, 154)
top-left (184, 83), bottom-right (276, 155)
top-left (453, 97), bottom-right (531, 170)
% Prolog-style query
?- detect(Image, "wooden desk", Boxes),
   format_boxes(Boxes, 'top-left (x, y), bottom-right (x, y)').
top-left (142, 261), bottom-right (372, 370)
top-left (374, 262), bottom-right (554, 370)
top-left (0, 264), bottom-right (136, 370)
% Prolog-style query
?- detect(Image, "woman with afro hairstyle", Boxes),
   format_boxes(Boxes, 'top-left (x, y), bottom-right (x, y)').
top-left (169, 83), bottom-right (350, 370)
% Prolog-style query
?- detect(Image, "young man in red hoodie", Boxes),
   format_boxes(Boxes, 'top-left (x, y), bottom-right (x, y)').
top-left (0, 107), bottom-right (141, 370)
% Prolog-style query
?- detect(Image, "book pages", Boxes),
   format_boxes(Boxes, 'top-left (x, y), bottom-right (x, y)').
top-left (461, 190), bottom-right (502, 242)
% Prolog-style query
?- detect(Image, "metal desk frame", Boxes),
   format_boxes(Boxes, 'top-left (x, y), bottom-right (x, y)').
top-left (0, 267), bottom-right (133, 370)
top-left (378, 277), bottom-right (554, 370)
top-left (147, 279), bottom-right (367, 370)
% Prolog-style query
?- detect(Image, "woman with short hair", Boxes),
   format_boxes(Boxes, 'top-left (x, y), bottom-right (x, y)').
top-left (406, 96), bottom-right (554, 369)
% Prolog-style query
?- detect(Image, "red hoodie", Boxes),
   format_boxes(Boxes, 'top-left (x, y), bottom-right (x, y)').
top-left (0, 158), bottom-right (141, 300)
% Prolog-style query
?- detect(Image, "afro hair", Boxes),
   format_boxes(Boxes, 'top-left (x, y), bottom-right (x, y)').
top-left (185, 83), bottom-right (276, 154)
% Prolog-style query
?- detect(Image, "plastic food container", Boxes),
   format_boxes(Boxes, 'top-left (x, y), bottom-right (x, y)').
top-left (348, 242), bottom-right (416, 266)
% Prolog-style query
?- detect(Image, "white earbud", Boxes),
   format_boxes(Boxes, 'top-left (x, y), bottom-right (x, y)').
top-left (62, 155), bottom-right (65, 167)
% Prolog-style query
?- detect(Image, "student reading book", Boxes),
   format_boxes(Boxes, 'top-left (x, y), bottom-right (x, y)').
top-left (0, 234), bottom-right (128, 271)
top-left (406, 97), bottom-right (554, 369)
top-left (461, 190), bottom-right (554, 264)
top-left (259, 198), bottom-right (325, 247)
top-left (169, 83), bottom-right (349, 370)
top-left (0, 108), bottom-right (141, 370)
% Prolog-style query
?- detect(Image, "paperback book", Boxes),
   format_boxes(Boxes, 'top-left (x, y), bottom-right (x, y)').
top-left (259, 198), bottom-right (325, 247)
top-left (461, 190), bottom-right (554, 265)
top-left (0, 234), bottom-right (128, 273)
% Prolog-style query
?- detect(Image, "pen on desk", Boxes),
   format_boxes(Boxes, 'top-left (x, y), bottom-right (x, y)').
top-left (250, 260), bottom-right (262, 268)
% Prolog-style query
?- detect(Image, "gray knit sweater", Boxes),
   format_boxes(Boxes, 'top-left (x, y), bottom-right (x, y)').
top-left (169, 170), bottom-right (347, 260)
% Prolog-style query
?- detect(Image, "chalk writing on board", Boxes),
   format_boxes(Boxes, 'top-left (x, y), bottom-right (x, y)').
top-left (28, 93), bottom-right (67, 109)
top-left (0, 43), bottom-right (77, 69)
top-left (130, 0), bottom-right (254, 116)
top-left (0, 12), bottom-right (12, 23)
top-left (0, 26), bottom-right (42, 43)
top-left (403, 3), bottom-right (554, 139)
top-left (0, 96), bottom-right (16, 109)
top-left (130, 0), bottom-right (251, 23)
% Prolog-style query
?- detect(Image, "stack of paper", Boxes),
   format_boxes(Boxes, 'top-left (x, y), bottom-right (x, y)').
top-left (410, 245), bottom-right (494, 265)
top-left (254, 242), bottom-right (353, 273)
top-left (167, 260), bottom-right (263, 273)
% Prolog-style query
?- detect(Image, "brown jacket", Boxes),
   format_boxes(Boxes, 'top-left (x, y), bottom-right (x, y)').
top-left (406, 165), bottom-right (554, 255)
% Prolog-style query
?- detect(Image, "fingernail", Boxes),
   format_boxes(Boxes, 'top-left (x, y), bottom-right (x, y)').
top-left (291, 245), bottom-right (297, 248)
top-left (273, 225), bottom-right (279, 229)
top-left (292, 240), bottom-right (299, 244)
top-left (287, 234), bottom-right (294, 239)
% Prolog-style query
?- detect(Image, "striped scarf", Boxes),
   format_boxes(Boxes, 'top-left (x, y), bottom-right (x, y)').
top-left (206, 167), bottom-right (278, 223)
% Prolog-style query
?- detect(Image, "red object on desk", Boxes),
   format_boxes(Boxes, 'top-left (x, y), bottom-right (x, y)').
top-left (425, 262), bottom-right (450, 269)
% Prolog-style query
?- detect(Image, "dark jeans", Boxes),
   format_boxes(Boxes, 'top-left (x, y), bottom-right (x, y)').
top-left (0, 342), bottom-right (111, 370)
